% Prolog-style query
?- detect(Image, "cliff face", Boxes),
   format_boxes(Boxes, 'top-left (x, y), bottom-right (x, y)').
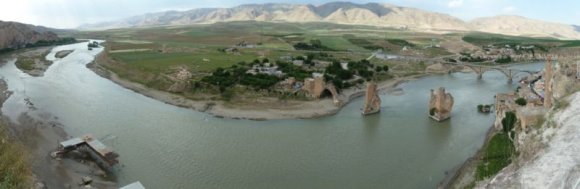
top-left (477, 63), bottom-right (580, 189)
top-left (478, 92), bottom-right (580, 189)
top-left (0, 21), bottom-right (60, 51)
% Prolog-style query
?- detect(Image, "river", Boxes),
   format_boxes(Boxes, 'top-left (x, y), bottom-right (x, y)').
top-left (0, 42), bottom-right (544, 188)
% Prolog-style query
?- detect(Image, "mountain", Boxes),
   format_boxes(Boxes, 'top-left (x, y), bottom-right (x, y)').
top-left (0, 21), bottom-right (61, 51)
top-left (469, 15), bottom-right (580, 39)
top-left (79, 2), bottom-right (580, 39)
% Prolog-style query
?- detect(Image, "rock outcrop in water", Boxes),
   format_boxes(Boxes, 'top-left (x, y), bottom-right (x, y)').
top-left (429, 87), bottom-right (454, 121)
top-left (0, 21), bottom-right (60, 51)
top-left (362, 82), bottom-right (381, 115)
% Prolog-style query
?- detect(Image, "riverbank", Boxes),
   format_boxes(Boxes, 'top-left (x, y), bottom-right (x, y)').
top-left (1, 55), bottom-right (117, 188)
top-left (88, 54), bottom-right (424, 120)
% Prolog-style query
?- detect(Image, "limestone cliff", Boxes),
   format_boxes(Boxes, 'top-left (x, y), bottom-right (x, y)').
top-left (0, 21), bottom-right (60, 51)
top-left (474, 61), bottom-right (580, 189)
top-left (429, 87), bottom-right (454, 121)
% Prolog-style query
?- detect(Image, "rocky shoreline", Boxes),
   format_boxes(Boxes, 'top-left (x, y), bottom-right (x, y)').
top-left (87, 54), bottom-right (423, 120)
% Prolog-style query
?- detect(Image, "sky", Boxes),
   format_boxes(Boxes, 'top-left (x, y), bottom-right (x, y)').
top-left (1, 0), bottom-right (579, 29)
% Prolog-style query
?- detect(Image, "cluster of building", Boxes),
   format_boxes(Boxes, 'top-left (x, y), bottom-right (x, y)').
top-left (246, 63), bottom-right (284, 77)
top-left (494, 58), bottom-right (555, 131)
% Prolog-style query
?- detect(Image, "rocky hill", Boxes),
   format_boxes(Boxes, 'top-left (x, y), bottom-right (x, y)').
top-left (470, 15), bottom-right (580, 39)
top-left (78, 2), bottom-right (466, 31)
top-left (0, 21), bottom-right (61, 51)
top-left (79, 2), bottom-right (580, 39)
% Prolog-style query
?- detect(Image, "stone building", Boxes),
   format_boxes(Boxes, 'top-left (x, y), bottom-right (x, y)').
top-left (302, 74), bottom-right (326, 99)
top-left (428, 87), bottom-right (454, 121)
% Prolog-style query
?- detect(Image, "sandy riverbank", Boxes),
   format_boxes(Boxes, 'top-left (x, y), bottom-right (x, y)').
top-left (88, 55), bottom-right (424, 120)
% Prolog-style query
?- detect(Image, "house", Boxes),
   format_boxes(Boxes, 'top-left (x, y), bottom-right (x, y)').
top-left (340, 62), bottom-right (349, 70)
top-left (292, 60), bottom-right (304, 67)
top-left (58, 135), bottom-right (120, 170)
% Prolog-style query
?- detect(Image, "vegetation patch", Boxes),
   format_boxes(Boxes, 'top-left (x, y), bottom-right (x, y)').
top-left (386, 39), bottom-right (416, 47)
top-left (24, 38), bottom-right (77, 48)
top-left (475, 133), bottom-right (515, 180)
top-left (346, 38), bottom-right (383, 50)
top-left (15, 58), bottom-right (36, 71)
top-left (515, 98), bottom-right (527, 106)
top-left (0, 124), bottom-right (31, 189)
top-left (293, 39), bottom-right (335, 51)
top-left (475, 111), bottom-right (517, 180)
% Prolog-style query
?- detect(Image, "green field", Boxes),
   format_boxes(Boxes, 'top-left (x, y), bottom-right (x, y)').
top-left (110, 50), bottom-right (259, 73)
top-left (463, 32), bottom-right (580, 48)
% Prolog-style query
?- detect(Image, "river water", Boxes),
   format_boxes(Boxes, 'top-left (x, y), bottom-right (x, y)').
top-left (0, 42), bottom-right (544, 188)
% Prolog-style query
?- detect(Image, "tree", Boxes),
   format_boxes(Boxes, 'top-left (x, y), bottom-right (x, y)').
top-left (515, 98), bottom-right (527, 106)
top-left (383, 65), bottom-right (389, 72)
top-left (262, 58), bottom-right (269, 63)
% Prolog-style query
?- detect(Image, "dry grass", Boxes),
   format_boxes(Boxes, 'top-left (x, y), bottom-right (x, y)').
top-left (0, 124), bottom-right (31, 189)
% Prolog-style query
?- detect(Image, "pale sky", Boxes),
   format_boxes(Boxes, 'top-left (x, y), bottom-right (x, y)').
top-left (1, 0), bottom-right (579, 29)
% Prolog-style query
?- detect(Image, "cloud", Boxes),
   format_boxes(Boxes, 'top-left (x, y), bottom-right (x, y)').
top-left (448, 0), bottom-right (464, 8)
top-left (503, 6), bottom-right (517, 13)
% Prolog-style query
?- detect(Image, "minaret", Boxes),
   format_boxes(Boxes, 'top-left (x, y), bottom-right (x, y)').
top-left (544, 56), bottom-right (553, 108)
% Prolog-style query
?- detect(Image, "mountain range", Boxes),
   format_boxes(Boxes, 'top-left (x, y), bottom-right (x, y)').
top-left (80, 2), bottom-right (579, 39)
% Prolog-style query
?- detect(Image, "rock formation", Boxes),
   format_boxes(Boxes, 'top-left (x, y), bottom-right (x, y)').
top-left (362, 82), bottom-right (381, 115)
top-left (429, 87), bottom-right (454, 121)
top-left (0, 21), bottom-right (60, 51)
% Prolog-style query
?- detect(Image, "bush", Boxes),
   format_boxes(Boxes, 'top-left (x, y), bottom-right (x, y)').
top-left (515, 98), bottom-right (527, 106)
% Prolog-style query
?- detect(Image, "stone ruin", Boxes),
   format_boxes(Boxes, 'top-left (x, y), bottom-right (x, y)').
top-left (362, 82), bottom-right (381, 115)
top-left (429, 87), bottom-right (454, 122)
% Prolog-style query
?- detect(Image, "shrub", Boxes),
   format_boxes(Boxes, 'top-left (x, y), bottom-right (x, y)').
top-left (515, 98), bottom-right (527, 106)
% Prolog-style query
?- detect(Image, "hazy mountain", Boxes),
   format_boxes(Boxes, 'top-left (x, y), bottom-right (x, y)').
top-left (469, 15), bottom-right (580, 39)
top-left (0, 21), bottom-right (60, 50)
top-left (79, 2), bottom-right (580, 39)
